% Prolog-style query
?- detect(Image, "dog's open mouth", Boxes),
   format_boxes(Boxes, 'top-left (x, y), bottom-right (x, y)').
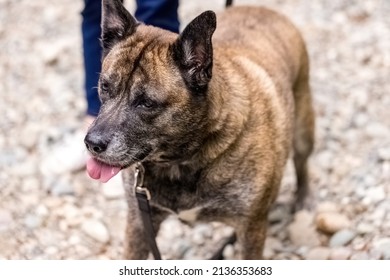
top-left (86, 157), bottom-right (121, 183)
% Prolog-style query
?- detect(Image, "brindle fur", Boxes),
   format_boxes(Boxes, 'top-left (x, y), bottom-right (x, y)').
top-left (85, 0), bottom-right (315, 259)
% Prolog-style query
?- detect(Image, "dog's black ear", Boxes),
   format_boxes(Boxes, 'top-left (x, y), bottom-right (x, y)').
top-left (172, 11), bottom-right (216, 93)
top-left (101, 0), bottom-right (138, 57)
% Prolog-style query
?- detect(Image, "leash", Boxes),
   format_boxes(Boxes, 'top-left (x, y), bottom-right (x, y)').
top-left (134, 163), bottom-right (237, 260)
top-left (226, 0), bottom-right (233, 7)
top-left (134, 163), bottom-right (162, 260)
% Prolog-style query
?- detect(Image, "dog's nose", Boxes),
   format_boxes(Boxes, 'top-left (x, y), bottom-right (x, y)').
top-left (84, 133), bottom-right (108, 154)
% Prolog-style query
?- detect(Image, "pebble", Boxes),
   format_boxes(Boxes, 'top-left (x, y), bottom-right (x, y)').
top-left (315, 212), bottom-right (351, 234)
top-left (306, 247), bottom-right (331, 260)
top-left (329, 247), bottom-right (352, 260)
top-left (222, 244), bottom-right (235, 260)
top-left (45, 176), bottom-right (74, 196)
top-left (365, 186), bottom-right (386, 204)
top-left (368, 249), bottom-right (383, 260)
top-left (81, 219), bottom-right (110, 244)
top-left (329, 229), bottom-right (357, 247)
top-left (372, 238), bottom-right (390, 260)
top-left (365, 122), bottom-right (390, 138)
top-left (356, 222), bottom-right (375, 234)
top-left (265, 237), bottom-right (283, 252)
top-left (10, 159), bottom-right (38, 177)
top-left (0, 210), bottom-right (13, 232)
top-left (378, 147), bottom-right (390, 161)
top-left (288, 210), bottom-right (321, 246)
top-left (316, 201), bottom-right (339, 213)
top-left (101, 176), bottom-right (125, 199)
top-left (350, 252), bottom-right (369, 260)
top-left (24, 214), bottom-right (43, 229)
top-left (316, 150), bottom-right (333, 170)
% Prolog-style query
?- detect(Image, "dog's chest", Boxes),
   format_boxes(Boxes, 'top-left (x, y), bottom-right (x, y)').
top-left (144, 164), bottom-right (204, 213)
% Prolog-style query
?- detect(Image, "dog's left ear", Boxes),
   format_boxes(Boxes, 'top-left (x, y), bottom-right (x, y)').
top-left (101, 0), bottom-right (138, 57)
top-left (172, 11), bottom-right (216, 93)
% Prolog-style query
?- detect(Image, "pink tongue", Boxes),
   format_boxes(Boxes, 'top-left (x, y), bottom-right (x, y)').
top-left (86, 157), bottom-right (121, 183)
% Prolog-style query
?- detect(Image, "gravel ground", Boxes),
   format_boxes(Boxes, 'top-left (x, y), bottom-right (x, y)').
top-left (0, 0), bottom-right (389, 260)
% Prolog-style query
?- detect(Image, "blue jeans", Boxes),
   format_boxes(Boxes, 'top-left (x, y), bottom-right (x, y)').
top-left (82, 0), bottom-right (179, 116)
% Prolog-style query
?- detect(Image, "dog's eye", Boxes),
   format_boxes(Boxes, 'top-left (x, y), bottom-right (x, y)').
top-left (136, 98), bottom-right (156, 109)
top-left (100, 81), bottom-right (109, 92)
top-left (133, 96), bottom-right (157, 110)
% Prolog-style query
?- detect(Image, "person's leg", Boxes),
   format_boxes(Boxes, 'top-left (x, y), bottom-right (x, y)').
top-left (81, 0), bottom-right (103, 117)
top-left (135, 0), bottom-right (180, 33)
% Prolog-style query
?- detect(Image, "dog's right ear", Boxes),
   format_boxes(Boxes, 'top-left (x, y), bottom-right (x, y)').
top-left (172, 11), bottom-right (216, 94)
top-left (101, 0), bottom-right (138, 57)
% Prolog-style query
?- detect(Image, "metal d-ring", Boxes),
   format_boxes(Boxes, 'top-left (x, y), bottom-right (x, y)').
top-left (134, 163), bottom-right (151, 200)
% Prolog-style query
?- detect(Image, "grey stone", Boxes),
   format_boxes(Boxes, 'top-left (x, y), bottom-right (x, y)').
top-left (81, 219), bottom-right (110, 244)
top-left (24, 214), bottom-right (43, 229)
top-left (373, 238), bottom-right (390, 260)
top-left (329, 229), bottom-right (357, 247)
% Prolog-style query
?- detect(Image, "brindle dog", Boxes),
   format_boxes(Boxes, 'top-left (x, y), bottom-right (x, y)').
top-left (84, 0), bottom-right (315, 259)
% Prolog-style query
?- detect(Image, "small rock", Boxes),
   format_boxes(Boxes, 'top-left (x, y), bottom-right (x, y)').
top-left (316, 201), bottom-right (339, 213)
top-left (24, 214), bottom-right (43, 229)
top-left (350, 252), bottom-right (369, 260)
top-left (45, 176), bottom-right (74, 196)
top-left (21, 177), bottom-right (40, 192)
top-left (170, 240), bottom-right (191, 259)
top-left (329, 229), bottom-right (357, 247)
top-left (352, 237), bottom-right (368, 250)
top-left (329, 247), bottom-right (352, 260)
top-left (315, 212), bottom-right (351, 234)
top-left (316, 150), bottom-right (333, 170)
top-left (11, 159), bottom-right (38, 177)
top-left (0, 210), bottom-right (13, 232)
top-left (263, 247), bottom-right (275, 260)
top-left (45, 246), bottom-right (59, 256)
top-left (0, 148), bottom-right (28, 167)
top-left (288, 210), bottom-right (321, 246)
top-left (81, 219), bottom-right (110, 243)
top-left (306, 247), bottom-right (331, 260)
top-left (19, 125), bottom-right (40, 150)
top-left (365, 122), bottom-right (389, 138)
top-left (101, 175), bottom-right (124, 199)
top-left (68, 235), bottom-right (81, 245)
top-left (368, 248), bottom-right (383, 260)
top-left (356, 222), bottom-right (375, 234)
top-left (372, 238), bottom-right (390, 260)
top-left (36, 205), bottom-right (49, 217)
top-left (192, 232), bottom-right (205, 245)
top-left (352, 112), bottom-right (369, 127)
top-left (265, 237), bottom-right (283, 252)
top-left (378, 147), bottom-right (390, 161)
top-left (39, 131), bottom-right (86, 176)
top-left (222, 244), bottom-right (235, 260)
top-left (365, 186), bottom-right (386, 204)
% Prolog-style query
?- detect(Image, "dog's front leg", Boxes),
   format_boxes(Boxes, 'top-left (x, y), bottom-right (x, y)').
top-left (123, 202), bottom-right (149, 259)
top-left (237, 215), bottom-right (268, 260)
top-left (123, 199), bottom-right (168, 259)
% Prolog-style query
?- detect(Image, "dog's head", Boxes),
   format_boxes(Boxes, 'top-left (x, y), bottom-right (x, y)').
top-left (84, 0), bottom-right (217, 176)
